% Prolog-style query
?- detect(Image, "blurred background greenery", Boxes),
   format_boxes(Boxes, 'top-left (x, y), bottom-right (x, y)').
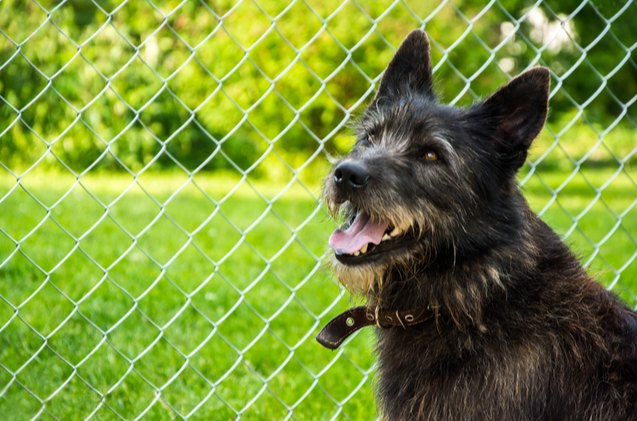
top-left (1, 0), bottom-right (635, 177)
top-left (0, 0), bottom-right (635, 419)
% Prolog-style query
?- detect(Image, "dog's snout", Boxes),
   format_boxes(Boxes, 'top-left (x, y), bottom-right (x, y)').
top-left (334, 161), bottom-right (370, 192)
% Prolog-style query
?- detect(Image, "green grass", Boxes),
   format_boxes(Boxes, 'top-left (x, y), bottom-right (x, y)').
top-left (0, 164), bottom-right (635, 420)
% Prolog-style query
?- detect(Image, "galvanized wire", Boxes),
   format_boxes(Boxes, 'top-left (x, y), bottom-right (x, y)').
top-left (0, 0), bottom-right (635, 419)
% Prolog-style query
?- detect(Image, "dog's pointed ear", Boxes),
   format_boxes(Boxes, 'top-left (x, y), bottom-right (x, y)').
top-left (374, 30), bottom-right (434, 103)
top-left (472, 67), bottom-right (550, 170)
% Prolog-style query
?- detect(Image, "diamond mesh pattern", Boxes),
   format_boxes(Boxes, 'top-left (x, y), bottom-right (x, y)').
top-left (0, 0), bottom-right (635, 419)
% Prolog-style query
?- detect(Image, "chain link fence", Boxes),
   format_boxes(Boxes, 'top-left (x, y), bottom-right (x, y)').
top-left (0, 0), bottom-right (635, 419)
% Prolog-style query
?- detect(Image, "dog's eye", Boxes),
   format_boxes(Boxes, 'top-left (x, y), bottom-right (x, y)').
top-left (423, 151), bottom-right (439, 161)
top-left (358, 135), bottom-right (371, 147)
top-left (364, 131), bottom-right (377, 144)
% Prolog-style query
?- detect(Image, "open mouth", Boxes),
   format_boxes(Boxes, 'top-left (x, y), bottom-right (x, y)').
top-left (329, 211), bottom-right (419, 265)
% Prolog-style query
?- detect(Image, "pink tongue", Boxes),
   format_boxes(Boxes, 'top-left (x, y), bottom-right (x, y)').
top-left (329, 212), bottom-right (389, 255)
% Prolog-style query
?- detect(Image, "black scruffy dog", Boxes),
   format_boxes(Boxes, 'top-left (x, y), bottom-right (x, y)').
top-left (319, 30), bottom-right (637, 420)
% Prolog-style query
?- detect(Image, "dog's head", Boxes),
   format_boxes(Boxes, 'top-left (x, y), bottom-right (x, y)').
top-left (323, 30), bottom-right (550, 294)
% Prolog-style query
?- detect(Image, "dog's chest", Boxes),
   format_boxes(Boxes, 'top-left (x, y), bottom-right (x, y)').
top-left (375, 327), bottom-right (547, 420)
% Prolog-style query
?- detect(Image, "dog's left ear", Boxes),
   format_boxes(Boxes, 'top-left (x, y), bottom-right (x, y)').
top-left (374, 30), bottom-right (434, 103)
top-left (471, 67), bottom-right (550, 170)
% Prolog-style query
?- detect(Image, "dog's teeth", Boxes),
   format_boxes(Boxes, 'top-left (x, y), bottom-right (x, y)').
top-left (390, 227), bottom-right (402, 237)
top-left (360, 244), bottom-right (368, 254)
top-left (382, 233), bottom-right (391, 241)
top-left (353, 251), bottom-right (360, 256)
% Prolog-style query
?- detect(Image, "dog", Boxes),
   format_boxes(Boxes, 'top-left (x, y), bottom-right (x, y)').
top-left (317, 30), bottom-right (637, 420)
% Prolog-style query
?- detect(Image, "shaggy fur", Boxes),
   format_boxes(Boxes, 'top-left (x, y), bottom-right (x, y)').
top-left (323, 30), bottom-right (637, 420)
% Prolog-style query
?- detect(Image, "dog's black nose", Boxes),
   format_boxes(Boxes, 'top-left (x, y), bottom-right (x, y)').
top-left (334, 161), bottom-right (369, 192)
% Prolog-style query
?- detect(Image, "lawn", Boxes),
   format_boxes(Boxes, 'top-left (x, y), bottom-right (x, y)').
top-left (0, 163), bottom-right (635, 420)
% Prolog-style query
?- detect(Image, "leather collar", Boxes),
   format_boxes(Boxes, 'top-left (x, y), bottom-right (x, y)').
top-left (316, 305), bottom-right (434, 350)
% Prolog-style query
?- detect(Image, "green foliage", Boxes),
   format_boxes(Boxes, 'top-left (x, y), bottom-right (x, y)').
top-left (0, 0), bottom-right (634, 174)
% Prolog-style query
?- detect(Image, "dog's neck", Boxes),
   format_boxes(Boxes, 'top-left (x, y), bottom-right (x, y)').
top-left (369, 219), bottom-right (540, 331)
top-left (366, 196), bottom-right (545, 331)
